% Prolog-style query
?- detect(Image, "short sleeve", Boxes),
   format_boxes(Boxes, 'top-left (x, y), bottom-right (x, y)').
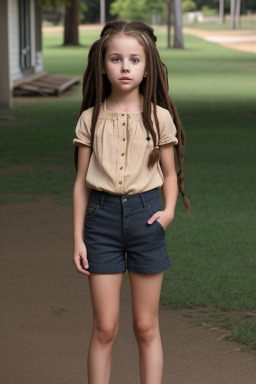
top-left (158, 109), bottom-right (178, 146)
top-left (73, 111), bottom-right (91, 147)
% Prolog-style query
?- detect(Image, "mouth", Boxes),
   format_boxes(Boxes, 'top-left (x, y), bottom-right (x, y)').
top-left (119, 77), bottom-right (132, 80)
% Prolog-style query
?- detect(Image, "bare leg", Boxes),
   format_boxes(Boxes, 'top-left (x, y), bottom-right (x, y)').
top-left (87, 273), bottom-right (123, 384)
top-left (128, 271), bottom-right (164, 384)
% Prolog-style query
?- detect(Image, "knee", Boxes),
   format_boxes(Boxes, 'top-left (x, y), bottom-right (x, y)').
top-left (133, 318), bottom-right (158, 344)
top-left (94, 321), bottom-right (118, 345)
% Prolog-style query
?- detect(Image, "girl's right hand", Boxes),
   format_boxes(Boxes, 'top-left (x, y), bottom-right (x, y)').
top-left (73, 239), bottom-right (90, 276)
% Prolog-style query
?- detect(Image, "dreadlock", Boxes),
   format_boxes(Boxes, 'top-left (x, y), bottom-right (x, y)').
top-left (75, 20), bottom-right (190, 214)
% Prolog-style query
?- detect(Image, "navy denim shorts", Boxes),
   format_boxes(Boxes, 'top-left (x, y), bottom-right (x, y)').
top-left (84, 187), bottom-right (171, 274)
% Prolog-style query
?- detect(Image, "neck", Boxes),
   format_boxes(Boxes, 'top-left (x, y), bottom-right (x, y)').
top-left (106, 90), bottom-right (143, 112)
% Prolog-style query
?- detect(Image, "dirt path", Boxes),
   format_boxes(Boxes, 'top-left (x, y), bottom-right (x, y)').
top-left (183, 27), bottom-right (256, 53)
top-left (1, 199), bottom-right (256, 384)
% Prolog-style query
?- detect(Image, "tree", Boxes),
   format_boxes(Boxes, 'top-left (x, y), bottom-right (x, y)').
top-left (229, 0), bottom-right (242, 30)
top-left (173, 0), bottom-right (184, 49)
top-left (166, 0), bottom-right (172, 49)
top-left (100, 0), bottom-right (106, 25)
top-left (219, 0), bottom-right (224, 24)
top-left (110, 0), bottom-right (184, 49)
top-left (81, 0), bottom-right (115, 24)
top-left (110, 0), bottom-right (164, 23)
top-left (40, 0), bottom-right (80, 45)
top-left (182, 0), bottom-right (196, 12)
top-left (64, 0), bottom-right (79, 45)
top-left (230, 0), bottom-right (236, 29)
top-left (110, 0), bottom-right (149, 21)
top-left (235, 0), bottom-right (241, 27)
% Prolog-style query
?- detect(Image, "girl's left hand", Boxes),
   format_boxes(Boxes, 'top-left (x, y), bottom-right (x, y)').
top-left (147, 210), bottom-right (174, 231)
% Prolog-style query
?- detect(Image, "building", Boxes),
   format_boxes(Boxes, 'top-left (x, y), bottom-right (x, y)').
top-left (0, 0), bottom-right (43, 107)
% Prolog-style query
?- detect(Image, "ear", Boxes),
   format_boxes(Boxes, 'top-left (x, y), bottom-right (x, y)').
top-left (102, 65), bottom-right (106, 74)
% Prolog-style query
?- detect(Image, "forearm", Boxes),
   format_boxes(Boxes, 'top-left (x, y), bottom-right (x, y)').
top-left (73, 180), bottom-right (91, 242)
top-left (161, 173), bottom-right (178, 219)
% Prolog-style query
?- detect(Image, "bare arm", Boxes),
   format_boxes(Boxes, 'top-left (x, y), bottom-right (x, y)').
top-left (160, 143), bottom-right (178, 220)
top-left (147, 143), bottom-right (178, 230)
top-left (73, 145), bottom-right (92, 275)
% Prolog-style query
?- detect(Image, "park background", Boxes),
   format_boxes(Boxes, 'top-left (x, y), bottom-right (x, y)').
top-left (0, 2), bottom-right (256, 380)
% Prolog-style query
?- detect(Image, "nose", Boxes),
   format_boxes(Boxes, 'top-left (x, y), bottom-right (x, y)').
top-left (121, 60), bottom-right (130, 72)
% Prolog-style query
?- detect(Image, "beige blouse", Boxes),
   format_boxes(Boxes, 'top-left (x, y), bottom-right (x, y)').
top-left (73, 100), bottom-right (178, 195)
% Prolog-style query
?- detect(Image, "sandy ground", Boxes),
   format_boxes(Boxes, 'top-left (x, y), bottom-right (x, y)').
top-left (1, 198), bottom-right (256, 384)
top-left (183, 28), bottom-right (256, 53)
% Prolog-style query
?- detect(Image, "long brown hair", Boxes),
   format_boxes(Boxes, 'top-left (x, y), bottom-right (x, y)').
top-left (75, 20), bottom-right (190, 213)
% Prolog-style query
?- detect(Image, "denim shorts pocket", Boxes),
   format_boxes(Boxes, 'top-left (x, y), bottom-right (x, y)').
top-left (85, 199), bottom-right (100, 218)
top-left (147, 198), bottom-right (165, 233)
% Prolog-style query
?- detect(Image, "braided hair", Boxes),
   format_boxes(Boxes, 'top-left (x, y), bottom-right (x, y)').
top-left (75, 20), bottom-right (190, 214)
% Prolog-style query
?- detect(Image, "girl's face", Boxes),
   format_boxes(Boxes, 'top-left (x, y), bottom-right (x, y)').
top-left (103, 35), bottom-right (146, 94)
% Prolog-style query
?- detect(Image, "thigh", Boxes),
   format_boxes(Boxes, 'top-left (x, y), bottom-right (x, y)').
top-left (88, 273), bottom-right (124, 324)
top-left (128, 271), bottom-right (164, 321)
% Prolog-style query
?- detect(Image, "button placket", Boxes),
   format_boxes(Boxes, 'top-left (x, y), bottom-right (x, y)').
top-left (116, 114), bottom-right (127, 193)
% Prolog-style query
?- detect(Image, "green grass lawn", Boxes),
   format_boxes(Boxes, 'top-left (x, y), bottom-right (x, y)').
top-left (0, 28), bottom-right (255, 348)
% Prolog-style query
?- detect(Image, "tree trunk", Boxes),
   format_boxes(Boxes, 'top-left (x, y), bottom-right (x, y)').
top-left (100, 0), bottom-right (105, 25)
top-left (64, 0), bottom-right (79, 46)
top-left (173, 0), bottom-right (184, 49)
top-left (166, 0), bottom-right (172, 49)
top-left (219, 0), bottom-right (224, 24)
top-left (230, 0), bottom-right (236, 30)
top-left (235, 0), bottom-right (241, 26)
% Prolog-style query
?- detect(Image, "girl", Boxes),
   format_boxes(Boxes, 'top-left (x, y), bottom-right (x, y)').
top-left (73, 20), bottom-right (190, 384)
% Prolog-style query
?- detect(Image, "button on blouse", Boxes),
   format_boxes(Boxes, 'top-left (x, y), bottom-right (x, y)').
top-left (73, 100), bottom-right (178, 195)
